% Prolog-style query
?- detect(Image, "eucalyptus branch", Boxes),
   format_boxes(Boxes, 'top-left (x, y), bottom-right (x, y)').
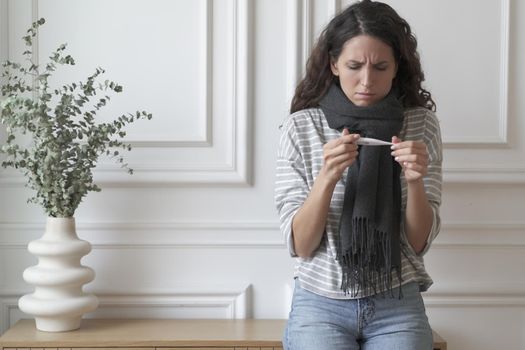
top-left (0, 18), bottom-right (153, 218)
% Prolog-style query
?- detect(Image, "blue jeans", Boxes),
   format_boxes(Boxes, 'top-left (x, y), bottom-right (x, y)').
top-left (283, 280), bottom-right (432, 350)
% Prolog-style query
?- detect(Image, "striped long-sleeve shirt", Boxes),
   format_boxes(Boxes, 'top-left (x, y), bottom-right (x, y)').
top-left (275, 107), bottom-right (442, 299)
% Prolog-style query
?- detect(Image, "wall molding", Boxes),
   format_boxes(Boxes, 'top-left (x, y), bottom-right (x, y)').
top-left (135, 0), bottom-right (213, 147)
top-left (0, 221), bottom-right (285, 249)
top-left (31, 0), bottom-right (212, 147)
top-left (442, 0), bottom-right (510, 146)
top-left (286, 0), bottom-right (517, 184)
top-left (0, 220), bottom-right (524, 249)
top-left (423, 295), bottom-right (525, 308)
top-left (285, 0), bottom-right (305, 108)
top-left (426, 281), bottom-right (525, 297)
top-left (0, 284), bottom-right (251, 334)
top-left (442, 166), bottom-right (525, 184)
top-left (433, 221), bottom-right (525, 249)
top-left (423, 280), bottom-right (525, 307)
top-left (286, 0), bottom-right (343, 102)
top-left (0, 294), bottom-right (18, 336)
top-left (0, 0), bottom-right (8, 65)
top-left (287, 0), bottom-right (510, 147)
top-left (0, 0), bottom-right (253, 186)
top-left (327, 0), bottom-right (343, 19)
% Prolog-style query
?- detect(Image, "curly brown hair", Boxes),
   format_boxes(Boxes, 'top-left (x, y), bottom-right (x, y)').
top-left (290, 0), bottom-right (435, 114)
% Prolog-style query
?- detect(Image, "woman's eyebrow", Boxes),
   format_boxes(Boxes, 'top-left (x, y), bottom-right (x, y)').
top-left (345, 59), bottom-right (390, 65)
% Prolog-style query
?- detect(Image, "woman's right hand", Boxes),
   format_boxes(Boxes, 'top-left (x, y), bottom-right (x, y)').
top-left (320, 129), bottom-right (360, 184)
top-left (291, 129), bottom-right (359, 258)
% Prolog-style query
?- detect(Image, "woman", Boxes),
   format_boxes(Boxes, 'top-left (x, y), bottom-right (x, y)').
top-left (275, 1), bottom-right (442, 349)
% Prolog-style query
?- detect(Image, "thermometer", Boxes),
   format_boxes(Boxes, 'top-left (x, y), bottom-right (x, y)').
top-left (356, 137), bottom-right (393, 146)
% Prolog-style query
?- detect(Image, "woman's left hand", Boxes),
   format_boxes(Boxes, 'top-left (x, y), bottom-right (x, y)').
top-left (390, 136), bottom-right (428, 183)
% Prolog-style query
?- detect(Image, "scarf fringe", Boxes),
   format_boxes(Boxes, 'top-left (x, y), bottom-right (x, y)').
top-left (337, 217), bottom-right (402, 298)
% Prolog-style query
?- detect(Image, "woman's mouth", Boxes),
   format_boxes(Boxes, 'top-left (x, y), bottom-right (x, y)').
top-left (356, 92), bottom-right (375, 98)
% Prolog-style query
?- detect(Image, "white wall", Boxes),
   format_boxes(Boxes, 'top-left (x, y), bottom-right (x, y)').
top-left (1, 0), bottom-right (524, 349)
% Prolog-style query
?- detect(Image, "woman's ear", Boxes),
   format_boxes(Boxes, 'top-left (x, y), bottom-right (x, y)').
top-left (330, 59), bottom-right (340, 76)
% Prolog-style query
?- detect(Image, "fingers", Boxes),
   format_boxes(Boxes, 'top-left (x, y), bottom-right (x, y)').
top-left (321, 132), bottom-right (360, 181)
top-left (391, 141), bottom-right (427, 161)
top-left (327, 152), bottom-right (358, 172)
top-left (390, 139), bottom-right (426, 154)
top-left (390, 138), bottom-right (429, 181)
top-left (397, 161), bottom-right (427, 173)
top-left (391, 135), bottom-right (401, 144)
top-left (392, 153), bottom-right (428, 166)
top-left (323, 141), bottom-right (359, 164)
top-left (338, 132), bottom-right (360, 146)
top-left (328, 132), bottom-right (359, 147)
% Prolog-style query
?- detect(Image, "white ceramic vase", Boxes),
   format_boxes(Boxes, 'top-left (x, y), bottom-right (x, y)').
top-left (18, 217), bottom-right (99, 332)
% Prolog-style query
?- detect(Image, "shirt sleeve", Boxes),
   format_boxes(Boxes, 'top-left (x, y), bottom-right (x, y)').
top-left (274, 115), bottom-right (309, 257)
top-left (417, 109), bottom-right (443, 256)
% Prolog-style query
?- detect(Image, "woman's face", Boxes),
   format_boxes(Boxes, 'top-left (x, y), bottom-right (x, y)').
top-left (330, 35), bottom-right (397, 106)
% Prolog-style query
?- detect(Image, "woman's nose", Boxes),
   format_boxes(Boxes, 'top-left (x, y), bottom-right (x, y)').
top-left (360, 68), bottom-right (372, 88)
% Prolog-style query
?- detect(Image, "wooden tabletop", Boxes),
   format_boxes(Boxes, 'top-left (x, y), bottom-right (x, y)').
top-left (0, 318), bottom-right (446, 349)
top-left (0, 319), bottom-right (286, 347)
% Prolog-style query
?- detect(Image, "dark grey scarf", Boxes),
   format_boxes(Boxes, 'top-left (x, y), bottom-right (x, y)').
top-left (319, 84), bottom-right (404, 297)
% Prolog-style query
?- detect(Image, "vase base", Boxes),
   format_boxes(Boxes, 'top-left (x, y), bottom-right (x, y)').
top-left (35, 316), bottom-right (81, 332)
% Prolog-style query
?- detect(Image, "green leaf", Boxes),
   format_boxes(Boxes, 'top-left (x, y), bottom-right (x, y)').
top-left (0, 17), bottom-right (152, 217)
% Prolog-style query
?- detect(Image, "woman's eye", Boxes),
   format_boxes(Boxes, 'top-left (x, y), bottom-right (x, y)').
top-left (347, 65), bottom-right (360, 70)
